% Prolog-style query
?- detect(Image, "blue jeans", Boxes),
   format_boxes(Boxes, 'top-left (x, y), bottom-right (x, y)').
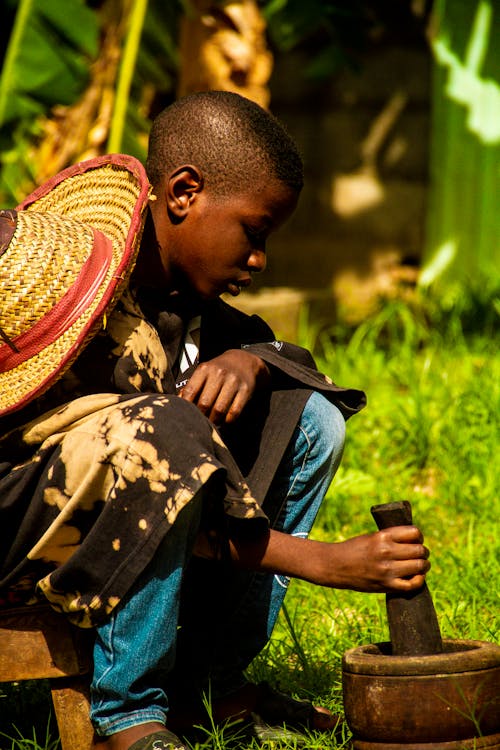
top-left (90, 393), bottom-right (345, 735)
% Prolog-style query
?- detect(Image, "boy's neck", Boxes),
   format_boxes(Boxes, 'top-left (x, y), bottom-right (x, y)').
top-left (132, 210), bottom-right (171, 290)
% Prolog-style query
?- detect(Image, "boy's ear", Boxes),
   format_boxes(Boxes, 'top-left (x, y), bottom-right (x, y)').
top-left (165, 165), bottom-right (204, 219)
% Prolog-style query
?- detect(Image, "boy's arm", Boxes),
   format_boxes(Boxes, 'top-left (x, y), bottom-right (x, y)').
top-left (194, 524), bottom-right (430, 594)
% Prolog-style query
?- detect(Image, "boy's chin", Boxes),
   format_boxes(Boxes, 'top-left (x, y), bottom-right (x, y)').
top-left (226, 282), bottom-right (243, 297)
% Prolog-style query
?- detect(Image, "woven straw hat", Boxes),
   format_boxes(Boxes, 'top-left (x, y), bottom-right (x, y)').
top-left (0, 154), bottom-right (151, 417)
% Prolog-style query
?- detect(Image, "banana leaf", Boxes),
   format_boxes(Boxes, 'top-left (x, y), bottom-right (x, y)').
top-left (0, 0), bottom-right (98, 127)
top-left (421, 0), bottom-right (500, 298)
top-left (0, 0), bottom-right (180, 204)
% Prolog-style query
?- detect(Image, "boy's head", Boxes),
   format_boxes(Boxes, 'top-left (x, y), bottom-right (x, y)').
top-left (146, 90), bottom-right (303, 195)
top-left (143, 91), bottom-right (302, 300)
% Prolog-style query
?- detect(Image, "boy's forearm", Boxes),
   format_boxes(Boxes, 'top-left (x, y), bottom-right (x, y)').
top-left (194, 526), bottom-right (327, 580)
top-left (194, 523), bottom-right (430, 594)
top-left (228, 528), bottom-right (333, 585)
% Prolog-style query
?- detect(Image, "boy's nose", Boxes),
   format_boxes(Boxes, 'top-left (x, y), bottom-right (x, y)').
top-left (248, 249), bottom-right (266, 273)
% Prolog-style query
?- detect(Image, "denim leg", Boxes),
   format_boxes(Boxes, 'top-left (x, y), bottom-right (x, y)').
top-left (257, 392), bottom-right (346, 632)
top-left (169, 393), bottom-right (346, 702)
top-left (90, 491), bottom-right (204, 736)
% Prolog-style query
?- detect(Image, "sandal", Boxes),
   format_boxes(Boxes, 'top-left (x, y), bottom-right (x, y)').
top-left (128, 729), bottom-right (187, 750)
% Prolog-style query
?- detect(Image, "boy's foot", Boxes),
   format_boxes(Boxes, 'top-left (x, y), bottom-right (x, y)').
top-left (252, 681), bottom-right (343, 733)
top-left (169, 681), bottom-right (344, 736)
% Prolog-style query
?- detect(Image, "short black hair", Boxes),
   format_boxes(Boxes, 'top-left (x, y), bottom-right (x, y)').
top-left (146, 90), bottom-right (303, 195)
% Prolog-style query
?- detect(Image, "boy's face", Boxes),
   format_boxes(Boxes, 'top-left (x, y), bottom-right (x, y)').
top-left (158, 176), bottom-right (298, 300)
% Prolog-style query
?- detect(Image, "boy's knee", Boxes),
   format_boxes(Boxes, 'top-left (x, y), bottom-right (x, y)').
top-left (300, 392), bottom-right (346, 464)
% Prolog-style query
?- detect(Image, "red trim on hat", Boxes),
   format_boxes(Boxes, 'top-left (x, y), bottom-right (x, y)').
top-left (0, 230), bottom-right (112, 371)
top-left (17, 154), bottom-right (150, 213)
top-left (0, 154), bottom-right (151, 416)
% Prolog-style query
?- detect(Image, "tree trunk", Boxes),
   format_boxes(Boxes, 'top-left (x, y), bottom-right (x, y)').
top-left (177, 0), bottom-right (273, 108)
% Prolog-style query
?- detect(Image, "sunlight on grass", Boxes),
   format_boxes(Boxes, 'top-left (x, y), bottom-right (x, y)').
top-left (249, 297), bottom-right (499, 746)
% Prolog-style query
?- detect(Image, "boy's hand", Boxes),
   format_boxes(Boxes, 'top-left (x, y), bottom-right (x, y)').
top-left (179, 349), bottom-right (270, 424)
top-left (325, 526), bottom-right (430, 593)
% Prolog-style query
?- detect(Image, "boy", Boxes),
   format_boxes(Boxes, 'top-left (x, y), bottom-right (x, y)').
top-left (0, 92), bottom-right (429, 750)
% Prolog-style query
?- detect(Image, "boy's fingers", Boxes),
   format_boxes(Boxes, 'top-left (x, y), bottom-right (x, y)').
top-left (394, 573), bottom-right (428, 591)
top-left (208, 382), bottom-right (242, 423)
top-left (386, 525), bottom-right (424, 544)
top-left (180, 365), bottom-right (252, 423)
top-left (222, 390), bottom-right (247, 423)
top-left (390, 543), bottom-right (430, 560)
top-left (179, 370), bottom-right (207, 403)
top-left (384, 557), bottom-right (431, 592)
top-left (395, 557), bottom-right (431, 578)
top-left (181, 370), bottom-right (230, 415)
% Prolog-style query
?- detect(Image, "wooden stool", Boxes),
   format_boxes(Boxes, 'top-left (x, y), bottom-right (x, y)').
top-left (0, 603), bottom-right (94, 749)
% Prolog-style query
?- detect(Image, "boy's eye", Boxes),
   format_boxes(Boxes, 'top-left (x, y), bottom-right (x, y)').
top-left (244, 225), bottom-right (265, 244)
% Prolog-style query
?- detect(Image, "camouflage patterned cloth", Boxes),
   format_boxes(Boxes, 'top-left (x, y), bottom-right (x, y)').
top-left (0, 286), bottom-right (365, 627)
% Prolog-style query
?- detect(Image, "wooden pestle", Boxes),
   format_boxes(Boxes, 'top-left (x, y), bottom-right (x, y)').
top-left (371, 501), bottom-right (443, 656)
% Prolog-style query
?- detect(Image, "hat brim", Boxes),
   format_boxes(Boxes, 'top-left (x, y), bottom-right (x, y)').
top-left (0, 154), bottom-right (151, 416)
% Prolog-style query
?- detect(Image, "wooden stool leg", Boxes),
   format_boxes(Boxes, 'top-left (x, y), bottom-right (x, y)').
top-left (50, 676), bottom-right (94, 750)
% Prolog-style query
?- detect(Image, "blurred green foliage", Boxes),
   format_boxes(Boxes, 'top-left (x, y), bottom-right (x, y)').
top-left (422, 0), bottom-right (500, 293)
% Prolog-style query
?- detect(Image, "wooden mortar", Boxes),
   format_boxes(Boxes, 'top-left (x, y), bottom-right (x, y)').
top-left (342, 502), bottom-right (500, 748)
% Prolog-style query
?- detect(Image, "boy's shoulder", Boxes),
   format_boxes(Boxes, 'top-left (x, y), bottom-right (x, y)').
top-left (203, 297), bottom-right (275, 343)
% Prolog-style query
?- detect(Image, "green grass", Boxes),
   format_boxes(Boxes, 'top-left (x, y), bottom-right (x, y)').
top-left (1, 298), bottom-right (498, 749)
